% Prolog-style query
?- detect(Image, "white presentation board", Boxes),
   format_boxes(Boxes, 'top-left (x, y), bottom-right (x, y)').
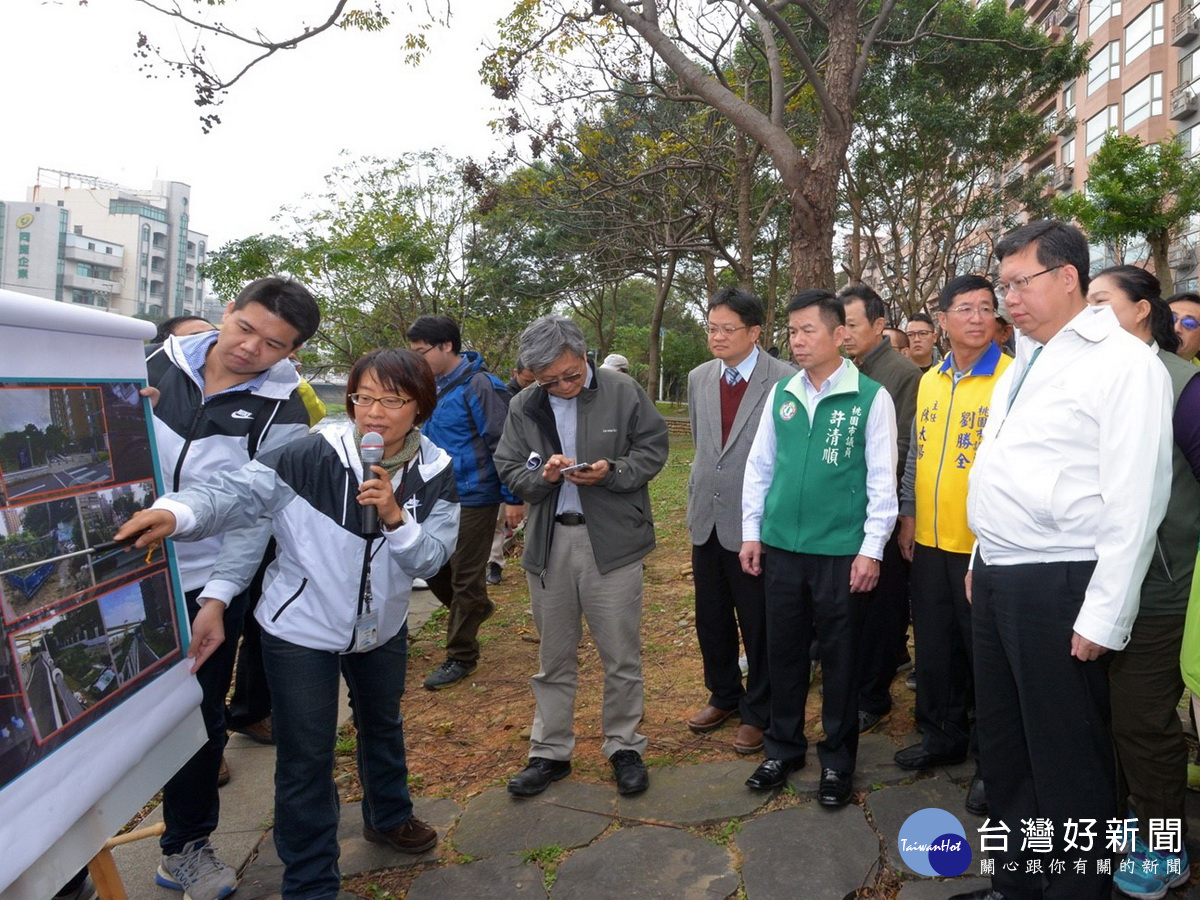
top-left (0, 290), bottom-right (202, 899)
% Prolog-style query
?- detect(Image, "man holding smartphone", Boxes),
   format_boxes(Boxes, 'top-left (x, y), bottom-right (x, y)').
top-left (495, 315), bottom-right (669, 798)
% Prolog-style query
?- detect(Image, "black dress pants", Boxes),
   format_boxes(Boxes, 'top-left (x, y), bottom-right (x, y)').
top-left (763, 547), bottom-right (866, 772)
top-left (973, 558), bottom-right (1113, 900)
top-left (692, 529), bottom-right (769, 728)
top-left (910, 544), bottom-right (975, 761)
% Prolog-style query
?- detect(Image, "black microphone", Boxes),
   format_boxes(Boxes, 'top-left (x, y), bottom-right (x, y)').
top-left (360, 432), bottom-right (385, 534)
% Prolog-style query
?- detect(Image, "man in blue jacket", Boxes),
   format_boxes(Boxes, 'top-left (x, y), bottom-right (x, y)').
top-left (408, 315), bottom-right (520, 689)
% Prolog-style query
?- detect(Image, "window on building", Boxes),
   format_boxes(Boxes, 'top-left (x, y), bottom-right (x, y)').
top-left (76, 264), bottom-right (90, 277)
top-left (1088, 42), bottom-right (1121, 95)
top-left (1125, 3), bottom-right (1164, 64)
top-left (1181, 126), bottom-right (1200, 157)
top-left (105, 246), bottom-right (112, 255)
top-left (1089, 0), bottom-right (1123, 35)
top-left (73, 225), bottom-right (82, 235)
top-left (1123, 73), bottom-right (1163, 129)
top-left (1063, 81), bottom-right (1077, 118)
top-left (1182, 50), bottom-right (1197, 89)
top-left (1086, 105), bottom-right (1120, 154)
top-left (1063, 136), bottom-right (1076, 166)
top-left (87, 242), bottom-right (95, 251)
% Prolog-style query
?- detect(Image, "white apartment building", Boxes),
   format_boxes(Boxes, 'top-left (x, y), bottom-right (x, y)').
top-left (9, 171), bottom-right (210, 318)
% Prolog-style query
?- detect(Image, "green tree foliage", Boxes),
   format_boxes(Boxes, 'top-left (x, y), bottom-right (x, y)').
top-left (844, 0), bottom-right (1087, 316)
top-left (202, 152), bottom-right (548, 369)
top-left (200, 234), bottom-right (295, 305)
top-left (1054, 131), bottom-right (1200, 295)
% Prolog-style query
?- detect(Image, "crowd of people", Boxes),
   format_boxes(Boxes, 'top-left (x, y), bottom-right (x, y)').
top-left (104, 217), bottom-right (1200, 900)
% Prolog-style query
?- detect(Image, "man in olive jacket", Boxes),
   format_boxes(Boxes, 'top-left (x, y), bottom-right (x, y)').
top-left (495, 315), bottom-right (669, 799)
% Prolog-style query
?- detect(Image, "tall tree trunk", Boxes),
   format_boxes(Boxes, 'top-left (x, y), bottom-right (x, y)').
top-left (648, 251), bottom-right (678, 398)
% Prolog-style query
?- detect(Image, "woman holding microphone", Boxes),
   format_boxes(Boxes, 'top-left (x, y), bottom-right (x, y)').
top-left (118, 348), bottom-right (459, 899)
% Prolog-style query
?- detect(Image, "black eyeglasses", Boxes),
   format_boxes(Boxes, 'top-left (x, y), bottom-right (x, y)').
top-left (348, 393), bottom-right (414, 409)
top-left (412, 346), bottom-right (435, 356)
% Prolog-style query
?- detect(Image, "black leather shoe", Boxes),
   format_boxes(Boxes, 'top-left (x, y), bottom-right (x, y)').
top-left (965, 771), bottom-right (987, 816)
top-left (609, 749), bottom-right (649, 795)
top-left (507, 757), bottom-right (571, 797)
top-left (745, 757), bottom-right (803, 790)
top-left (818, 768), bottom-right (853, 806)
top-left (947, 890), bottom-right (1004, 900)
top-left (893, 743), bottom-right (967, 771)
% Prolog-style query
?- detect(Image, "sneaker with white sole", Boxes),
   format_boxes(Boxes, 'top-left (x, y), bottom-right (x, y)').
top-left (155, 839), bottom-right (238, 900)
top-left (1114, 841), bottom-right (1189, 900)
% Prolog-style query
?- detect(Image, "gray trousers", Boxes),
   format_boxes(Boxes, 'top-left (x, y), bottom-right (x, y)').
top-left (527, 522), bottom-right (647, 760)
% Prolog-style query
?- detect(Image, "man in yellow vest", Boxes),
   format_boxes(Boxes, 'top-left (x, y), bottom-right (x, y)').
top-left (894, 275), bottom-right (1010, 819)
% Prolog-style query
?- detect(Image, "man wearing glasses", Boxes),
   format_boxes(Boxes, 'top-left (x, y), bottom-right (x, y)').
top-left (1168, 292), bottom-right (1200, 365)
top-left (495, 315), bottom-right (668, 798)
top-left (893, 275), bottom-right (1010, 821)
top-left (407, 315), bottom-right (521, 690)
top-left (904, 313), bottom-right (940, 372)
top-left (951, 220), bottom-right (1172, 900)
top-left (683, 288), bottom-right (795, 754)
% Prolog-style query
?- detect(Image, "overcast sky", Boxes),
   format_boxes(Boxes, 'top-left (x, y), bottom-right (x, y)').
top-left (2, 0), bottom-right (516, 249)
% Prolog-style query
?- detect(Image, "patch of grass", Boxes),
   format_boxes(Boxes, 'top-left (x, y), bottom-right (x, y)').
top-left (714, 819), bottom-right (743, 845)
top-left (335, 722), bottom-right (357, 755)
top-left (655, 401), bottom-right (688, 417)
top-left (521, 844), bottom-right (566, 891)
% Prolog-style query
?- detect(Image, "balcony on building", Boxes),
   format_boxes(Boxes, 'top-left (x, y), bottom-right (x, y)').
top-left (62, 271), bottom-right (120, 295)
top-left (1053, 164), bottom-right (1075, 189)
top-left (63, 241), bottom-right (124, 269)
top-left (1170, 243), bottom-right (1197, 269)
top-left (1172, 84), bottom-right (1200, 120)
top-left (1174, 5), bottom-right (1199, 46)
top-left (1047, 0), bottom-right (1079, 29)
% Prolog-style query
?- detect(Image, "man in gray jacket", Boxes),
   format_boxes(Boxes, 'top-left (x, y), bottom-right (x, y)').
top-left (495, 315), bottom-right (669, 798)
top-left (685, 287), bottom-right (795, 753)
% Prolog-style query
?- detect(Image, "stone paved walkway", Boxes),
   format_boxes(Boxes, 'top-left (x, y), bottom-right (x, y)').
top-left (228, 730), bottom-right (1200, 899)
top-left (106, 588), bottom-right (1200, 899)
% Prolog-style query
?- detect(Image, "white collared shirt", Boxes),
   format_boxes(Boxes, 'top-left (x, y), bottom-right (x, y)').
top-left (967, 304), bottom-right (1173, 650)
top-left (724, 346), bottom-right (760, 384)
top-left (550, 364), bottom-right (595, 515)
top-left (742, 358), bottom-right (898, 559)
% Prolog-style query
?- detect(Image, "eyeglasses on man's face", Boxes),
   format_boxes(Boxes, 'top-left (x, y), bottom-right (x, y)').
top-left (705, 323), bottom-right (750, 336)
top-left (906, 328), bottom-right (934, 339)
top-left (540, 372), bottom-right (585, 388)
top-left (945, 304), bottom-right (996, 320)
top-left (1174, 313), bottom-right (1200, 332)
top-left (348, 393), bottom-right (414, 409)
top-left (535, 370), bottom-right (585, 390)
top-left (995, 265), bottom-right (1062, 299)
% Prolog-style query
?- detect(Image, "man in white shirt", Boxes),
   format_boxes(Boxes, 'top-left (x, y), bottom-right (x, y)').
top-left (952, 221), bottom-right (1173, 900)
top-left (739, 289), bottom-right (897, 806)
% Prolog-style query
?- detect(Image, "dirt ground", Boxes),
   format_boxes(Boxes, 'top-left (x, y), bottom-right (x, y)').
top-left (341, 434), bottom-right (920, 897)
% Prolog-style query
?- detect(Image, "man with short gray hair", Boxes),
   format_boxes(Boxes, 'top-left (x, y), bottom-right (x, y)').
top-left (495, 315), bottom-right (669, 798)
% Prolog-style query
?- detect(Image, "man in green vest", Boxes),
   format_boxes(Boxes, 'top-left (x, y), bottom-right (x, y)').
top-left (740, 289), bottom-right (898, 806)
top-left (893, 274), bottom-right (1011, 819)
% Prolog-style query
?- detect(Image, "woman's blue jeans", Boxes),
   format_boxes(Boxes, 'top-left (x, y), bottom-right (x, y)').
top-left (262, 626), bottom-right (414, 900)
